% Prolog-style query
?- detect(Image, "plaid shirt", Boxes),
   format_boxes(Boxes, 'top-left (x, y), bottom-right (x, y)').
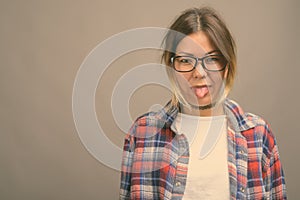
top-left (119, 99), bottom-right (287, 200)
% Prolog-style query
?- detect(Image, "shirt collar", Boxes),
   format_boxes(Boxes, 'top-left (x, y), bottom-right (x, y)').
top-left (224, 99), bottom-right (256, 132)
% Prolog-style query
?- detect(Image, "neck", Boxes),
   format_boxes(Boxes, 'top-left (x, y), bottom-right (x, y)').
top-left (181, 102), bottom-right (225, 117)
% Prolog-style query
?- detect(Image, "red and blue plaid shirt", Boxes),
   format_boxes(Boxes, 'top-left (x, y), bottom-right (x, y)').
top-left (120, 99), bottom-right (287, 199)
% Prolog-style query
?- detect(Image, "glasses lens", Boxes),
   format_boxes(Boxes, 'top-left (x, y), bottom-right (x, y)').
top-left (173, 56), bottom-right (196, 72)
top-left (203, 55), bottom-right (227, 71)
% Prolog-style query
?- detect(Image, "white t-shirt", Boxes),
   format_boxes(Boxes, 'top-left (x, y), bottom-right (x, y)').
top-left (171, 113), bottom-right (230, 200)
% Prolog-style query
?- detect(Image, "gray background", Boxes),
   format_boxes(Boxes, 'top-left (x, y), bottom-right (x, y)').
top-left (1, 0), bottom-right (299, 199)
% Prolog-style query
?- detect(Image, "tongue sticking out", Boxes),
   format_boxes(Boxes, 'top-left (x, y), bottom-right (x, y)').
top-left (194, 86), bottom-right (209, 98)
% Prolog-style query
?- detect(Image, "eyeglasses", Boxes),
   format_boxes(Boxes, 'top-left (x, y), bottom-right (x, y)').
top-left (170, 53), bottom-right (227, 72)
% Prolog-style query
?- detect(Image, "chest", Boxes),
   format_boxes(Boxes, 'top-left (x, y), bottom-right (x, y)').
top-left (131, 127), bottom-right (266, 200)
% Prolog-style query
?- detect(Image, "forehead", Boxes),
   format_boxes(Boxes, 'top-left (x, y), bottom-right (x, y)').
top-left (176, 31), bottom-right (217, 55)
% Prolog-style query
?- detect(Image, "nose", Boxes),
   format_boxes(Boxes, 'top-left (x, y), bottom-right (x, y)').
top-left (192, 62), bottom-right (207, 79)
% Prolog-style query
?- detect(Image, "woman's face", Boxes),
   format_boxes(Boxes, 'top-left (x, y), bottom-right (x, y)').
top-left (174, 31), bottom-right (228, 108)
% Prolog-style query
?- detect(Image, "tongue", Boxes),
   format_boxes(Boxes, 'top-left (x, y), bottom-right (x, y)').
top-left (194, 87), bottom-right (209, 98)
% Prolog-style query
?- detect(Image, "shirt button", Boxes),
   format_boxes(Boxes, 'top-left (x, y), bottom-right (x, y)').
top-left (175, 182), bottom-right (181, 187)
top-left (239, 187), bottom-right (245, 193)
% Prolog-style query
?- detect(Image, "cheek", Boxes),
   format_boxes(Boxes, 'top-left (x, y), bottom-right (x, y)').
top-left (176, 72), bottom-right (193, 87)
top-left (174, 72), bottom-right (193, 92)
top-left (174, 72), bottom-right (192, 85)
top-left (209, 72), bottom-right (226, 84)
top-left (179, 72), bottom-right (193, 81)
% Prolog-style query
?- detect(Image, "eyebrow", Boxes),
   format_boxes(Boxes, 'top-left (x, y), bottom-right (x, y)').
top-left (206, 50), bottom-right (221, 55)
top-left (176, 50), bottom-right (221, 57)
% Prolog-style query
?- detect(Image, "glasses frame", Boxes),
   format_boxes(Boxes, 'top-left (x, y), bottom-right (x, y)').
top-left (170, 54), bottom-right (228, 73)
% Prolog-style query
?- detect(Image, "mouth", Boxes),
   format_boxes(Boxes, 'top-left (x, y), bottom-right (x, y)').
top-left (191, 85), bottom-right (212, 98)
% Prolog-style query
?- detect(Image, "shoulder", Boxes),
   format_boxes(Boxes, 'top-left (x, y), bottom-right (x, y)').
top-left (245, 112), bottom-right (278, 153)
top-left (226, 99), bottom-right (277, 149)
top-left (128, 101), bottom-right (178, 139)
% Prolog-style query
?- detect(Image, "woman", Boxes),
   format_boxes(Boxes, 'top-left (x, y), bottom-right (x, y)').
top-left (120, 7), bottom-right (287, 199)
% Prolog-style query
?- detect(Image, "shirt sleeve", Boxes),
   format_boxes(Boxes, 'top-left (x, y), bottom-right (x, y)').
top-left (263, 123), bottom-right (287, 199)
top-left (119, 133), bottom-right (135, 200)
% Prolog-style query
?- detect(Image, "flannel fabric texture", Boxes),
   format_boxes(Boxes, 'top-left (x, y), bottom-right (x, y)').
top-left (119, 99), bottom-right (287, 200)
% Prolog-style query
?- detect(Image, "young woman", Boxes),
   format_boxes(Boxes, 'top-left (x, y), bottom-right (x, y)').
top-left (120, 7), bottom-right (287, 200)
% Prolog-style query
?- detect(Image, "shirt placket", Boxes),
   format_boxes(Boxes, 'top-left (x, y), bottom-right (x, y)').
top-left (171, 134), bottom-right (189, 200)
top-left (227, 126), bottom-right (248, 200)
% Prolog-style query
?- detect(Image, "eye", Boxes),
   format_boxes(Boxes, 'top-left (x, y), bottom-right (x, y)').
top-left (177, 57), bottom-right (194, 64)
top-left (205, 56), bottom-right (220, 64)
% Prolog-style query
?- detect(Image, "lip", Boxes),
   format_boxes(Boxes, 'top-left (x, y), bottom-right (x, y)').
top-left (191, 84), bottom-right (212, 89)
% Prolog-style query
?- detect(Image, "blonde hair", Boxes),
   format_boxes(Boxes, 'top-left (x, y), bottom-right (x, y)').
top-left (161, 7), bottom-right (237, 107)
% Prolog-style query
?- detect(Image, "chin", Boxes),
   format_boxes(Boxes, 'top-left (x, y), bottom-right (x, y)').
top-left (187, 97), bottom-right (212, 107)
